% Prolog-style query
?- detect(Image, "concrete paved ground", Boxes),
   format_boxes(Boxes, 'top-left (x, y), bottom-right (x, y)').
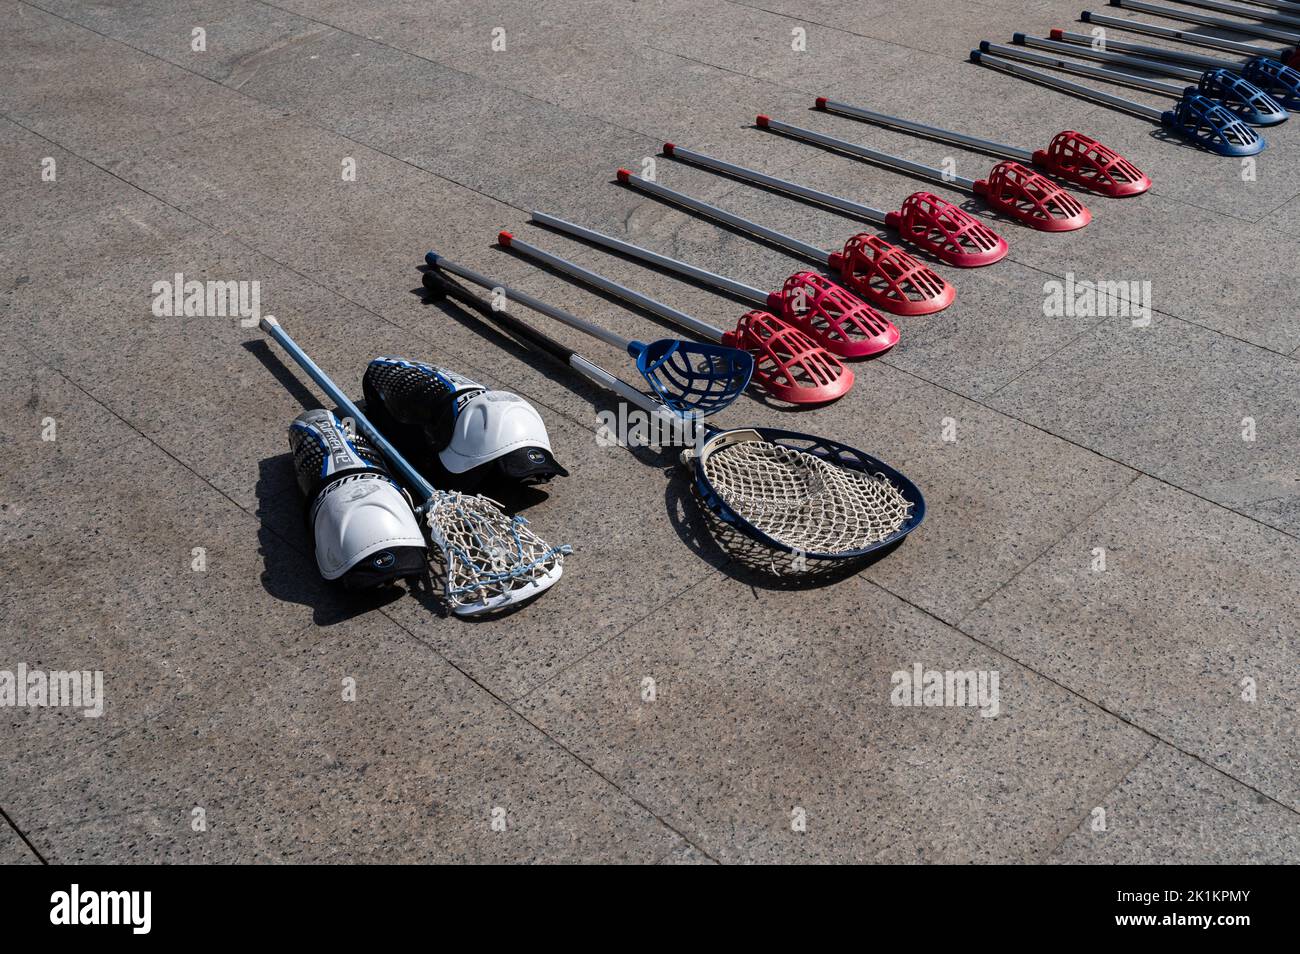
top-left (2, 0), bottom-right (1298, 863)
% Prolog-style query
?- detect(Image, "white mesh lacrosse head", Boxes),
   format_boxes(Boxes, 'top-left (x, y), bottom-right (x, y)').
top-left (423, 491), bottom-right (569, 615)
top-left (696, 434), bottom-right (913, 557)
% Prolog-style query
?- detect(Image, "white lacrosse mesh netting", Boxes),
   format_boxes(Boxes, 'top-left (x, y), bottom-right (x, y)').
top-left (424, 492), bottom-right (569, 612)
top-left (701, 440), bottom-right (912, 555)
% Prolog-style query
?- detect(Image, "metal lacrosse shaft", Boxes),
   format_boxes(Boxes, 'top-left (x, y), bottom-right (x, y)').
top-left (424, 259), bottom-right (680, 422)
top-left (662, 143), bottom-right (894, 224)
top-left (814, 97), bottom-right (1034, 162)
top-left (488, 227), bottom-right (731, 342)
top-left (259, 316), bottom-right (437, 508)
top-left (972, 50), bottom-right (1166, 120)
top-left (983, 41), bottom-right (1188, 94)
top-left (1081, 9), bottom-right (1293, 60)
top-left (433, 251), bottom-right (634, 352)
top-left (1113, 0), bottom-right (1300, 43)
top-left (532, 210), bottom-right (771, 305)
top-left (1168, 0), bottom-right (1300, 28)
top-left (615, 171), bottom-right (838, 265)
top-left (756, 116), bottom-right (982, 190)
top-left (1022, 33), bottom-right (1207, 80)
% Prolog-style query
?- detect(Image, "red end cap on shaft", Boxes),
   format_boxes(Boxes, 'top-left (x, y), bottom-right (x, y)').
top-left (497, 231), bottom-right (513, 247)
top-left (1049, 28), bottom-right (1064, 40)
top-left (756, 114), bottom-right (771, 127)
top-left (616, 168), bottom-right (633, 183)
top-left (662, 142), bottom-right (676, 155)
top-left (814, 97), bottom-right (828, 109)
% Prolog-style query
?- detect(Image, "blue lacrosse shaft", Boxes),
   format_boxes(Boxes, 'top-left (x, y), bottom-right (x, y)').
top-left (259, 317), bottom-right (436, 503)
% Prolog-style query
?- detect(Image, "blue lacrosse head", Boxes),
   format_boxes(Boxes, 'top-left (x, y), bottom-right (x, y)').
top-left (1163, 93), bottom-right (1266, 156)
top-left (1242, 57), bottom-right (1300, 112)
top-left (1196, 70), bottom-right (1287, 127)
top-left (628, 338), bottom-right (754, 417)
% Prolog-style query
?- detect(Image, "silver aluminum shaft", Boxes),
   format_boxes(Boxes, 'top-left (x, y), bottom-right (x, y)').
top-left (1019, 33), bottom-right (1205, 79)
top-left (434, 253), bottom-right (630, 351)
top-left (982, 41), bottom-right (1188, 94)
top-left (1170, 0), bottom-right (1300, 29)
top-left (757, 116), bottom-right (980, 191)
top-left (1113, 0), bottom-right (1300, 43)
top-left (816, 97), bottom-right (1034, 162)
top-left (496, 229), bottom-right (728, 342)
top-left (1083, 8), bottom-right (1291, 57)
top-left (972, 50), bottom-right (1165, 120)
top-left (616, 171), bottom-right (834, 265)
top-left (531, 211), bottom-right (769, 305)
top-left (664, 143), bottom-right (892, 224)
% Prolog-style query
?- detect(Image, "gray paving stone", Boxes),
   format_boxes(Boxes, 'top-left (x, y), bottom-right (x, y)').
top-left (0, 824), bottom-right (41, 864)
top-left (988, 315), bottom-right (1300, 535)
top-left (962, 476), bottom-right (1300, 811)
top-left (1050, 743), bottom-right (1300, 864)
top-left (516, 574), bottom-right (1151, 863)
top-left (8, 614), bottom-right (685, 863)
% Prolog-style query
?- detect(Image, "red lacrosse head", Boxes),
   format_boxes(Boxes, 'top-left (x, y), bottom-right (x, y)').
top-left (826, 234), bottom-right (955, 317)
top-left (884, 192), bottom-right (1008, 268)
top-left (720, 310), bottom-right (854, 405)
top-left (972, 161), bottom-right (1091, 232)
top-left (1031, 130), bottom-right (1151, 198)
top-left (764, 271), bottom-right (898, 358)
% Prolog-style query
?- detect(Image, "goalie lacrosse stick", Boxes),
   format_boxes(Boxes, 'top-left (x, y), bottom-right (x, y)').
top-left (423, 261), bottom-right (925, 561)
top-left (660, 143), bottom-right (986, 282)
top-left (1077, 12), bottom-right (1300, 104)
top-left (427, 258), bottom-right (752, 417)
top-left (755, 115), bottom-right (1091, 232)
top-left (814, 96), bottom-right (1150, 197)
top-left (488, 233), bottom-right (866, 402)
top-left (971, 47), bottom-right (1266, 154)
top-left (1111, 0), bottom-right (1300, 44)
top-left (1006, 35), bottom-right (1287, 124)
top-left (259, 317), bottom-right (569, 615)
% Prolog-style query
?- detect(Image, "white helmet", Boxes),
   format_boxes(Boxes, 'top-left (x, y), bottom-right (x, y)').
top-left (363, 358), bottom-right (567, 488)
top-left (289, 409), bottom-right (427, 588)
top-left (439, 390), bottom-right (568, 485)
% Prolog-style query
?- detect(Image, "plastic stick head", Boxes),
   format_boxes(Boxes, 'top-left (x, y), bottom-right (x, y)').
top-left (765, 271), bottom-right (898, 358)
top-left (826, 234), bottom-right (955, 316)
top-left (1162, 93), bottom-right (1265, 156)
top-left (1031, 130), bottom-right (1151, 197)
top-left (884, 192), bottom-right (1008, 267)
top-left (720, 310), bottom-right (854, 405)
top-left (972, 161), bottom-right (1091, 232)
top-left (1197, 70), bottom-right (1287, 126)
top-left (628, 338), bottom-right (754, 417)
top-left (1241, 58), bottom-right (1300, 112)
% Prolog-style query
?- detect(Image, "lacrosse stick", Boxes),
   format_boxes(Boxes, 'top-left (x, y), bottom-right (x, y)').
top-left (971, 47), bottom-right (1266, 154)
top-left (755, 115), bottom-right (1091, 232)
top-left (1077, 13), bottom-right (1300, 104)
top-left (814, 96), bottom-right (1150, 197)
top-left (1006, 35), bottom-right (1287, 124)
top-left (259, 317), bottom-right (569, 615)
top-left (614, 170), bottom-right (974, 321)
top-left (423, 261), bottom-right (925, 561)
top-left (1111, 0), bottom-right (1300, 43)
top-left (661, 144), bottom-right (982, 284)
top-left (424, 258), bottom-right (751, 417)
top-left (1156, 0), bottom-right (1300, 28)
top-left (1082, 9), bottom-right (1300, 65)
top-left (490, 233), bottom-right (867, 401)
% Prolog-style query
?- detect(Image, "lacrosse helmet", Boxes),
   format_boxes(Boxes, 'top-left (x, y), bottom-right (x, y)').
top-left (363, 357), bottom-right (567, 488)
top-left (288, 408), bottom-right (427, 589)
